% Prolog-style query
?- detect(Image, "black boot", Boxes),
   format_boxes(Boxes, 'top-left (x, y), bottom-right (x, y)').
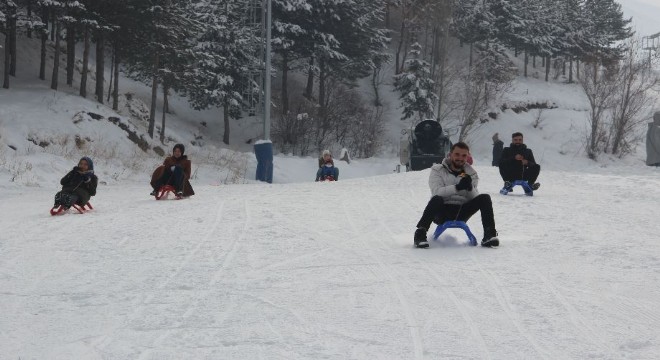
top-left (481, 228), bottom-right (499, 247)
top-left (414, 227), bottom-right (429, 248)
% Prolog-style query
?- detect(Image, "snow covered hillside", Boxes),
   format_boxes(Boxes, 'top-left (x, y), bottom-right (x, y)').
top-left (2, 164), bottom-right (660, 359)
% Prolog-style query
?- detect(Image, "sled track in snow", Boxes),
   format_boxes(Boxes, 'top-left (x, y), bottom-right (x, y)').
top-left (340, 194), bottom-right (425, 360)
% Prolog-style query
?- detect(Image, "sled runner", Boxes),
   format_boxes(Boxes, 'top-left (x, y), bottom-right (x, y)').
top-left (50, 202), bottom-right (94, 216)
top-left (432, 220), bottom-right (478, 246)
top-left (153, 185), bottom-right (183, 200)
top-left (499, 179), bottom-right (534, 196)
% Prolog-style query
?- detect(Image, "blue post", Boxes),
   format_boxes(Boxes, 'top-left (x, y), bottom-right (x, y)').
top-left (254, 141), bottom-right (273, 183)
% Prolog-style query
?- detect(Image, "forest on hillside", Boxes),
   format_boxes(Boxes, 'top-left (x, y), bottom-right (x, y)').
top-left (1, 0), bottom-right (655, 159)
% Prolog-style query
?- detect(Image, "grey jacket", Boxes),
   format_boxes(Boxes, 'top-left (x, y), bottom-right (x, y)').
top-left (428, 158), bottom-right (479, 205)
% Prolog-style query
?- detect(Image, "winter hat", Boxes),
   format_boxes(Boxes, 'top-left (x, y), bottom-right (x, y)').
top-left (322, 150), bottom-right (331, 157)
top-left (173, 143), bottom-right (185, 156)
top-left (80, 156), bottom-right (94, 172)
top-left (492, 133), bottom-right (499, 142)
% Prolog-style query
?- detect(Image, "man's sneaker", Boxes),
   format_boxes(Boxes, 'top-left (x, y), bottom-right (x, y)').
top-left (481, 229), bottom-right (499, 247)
top-left (176, 190), bottom-right (184, 197)
top-left (54, 192), bottom-right (62, 206)
top-left (532, 182), bottom-right (541, 190)
top-left (414, 227), bottom-right (429, 248)
top-left (150, 189), bottom-right (158, 196)
top-left (503, 181), bottom-right (513, 191)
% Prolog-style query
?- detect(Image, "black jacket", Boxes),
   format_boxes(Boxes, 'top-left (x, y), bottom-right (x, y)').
top-left (499, 144), bottom-right (537, 167)
top-left (60, 167), bottom-right (98, 203)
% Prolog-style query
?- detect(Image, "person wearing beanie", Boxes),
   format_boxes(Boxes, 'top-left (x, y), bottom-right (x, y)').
top-left (53, 156), bottom-right (98, 210)
top-left (150, 143), bottom-right (195, 197)
top-left (316, 150), bottom-right (339, 181)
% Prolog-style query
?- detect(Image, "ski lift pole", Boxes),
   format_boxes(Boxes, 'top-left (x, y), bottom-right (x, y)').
top-left (255, 0), bottom-right (274, 183)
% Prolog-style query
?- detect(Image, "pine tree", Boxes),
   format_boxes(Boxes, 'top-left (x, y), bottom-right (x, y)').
top-left (186, 0), bottom-right (257, 145)
top-left (394, 42), bottom-right (438, 121)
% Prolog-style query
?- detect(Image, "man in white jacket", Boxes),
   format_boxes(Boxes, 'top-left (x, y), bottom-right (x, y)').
top-left (414, 142), bottom-right (500, 248)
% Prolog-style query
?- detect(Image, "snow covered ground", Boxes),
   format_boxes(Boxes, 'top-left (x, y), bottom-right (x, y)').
top-left (2, 163), bottom-right (660, 359)
top-left (2, 2), bottom-right (660, 358)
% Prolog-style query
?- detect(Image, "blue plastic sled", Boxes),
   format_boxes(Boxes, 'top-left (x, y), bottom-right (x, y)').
top-left (500, 180), bottom-right (533, 196)
top-left (432, 220), bottom-right (478, 246)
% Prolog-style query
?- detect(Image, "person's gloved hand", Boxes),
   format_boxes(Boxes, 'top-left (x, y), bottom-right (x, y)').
top-left (455, 174), bottom-right (472, 191)
top-left (83, 174), bottom-right (92, 183)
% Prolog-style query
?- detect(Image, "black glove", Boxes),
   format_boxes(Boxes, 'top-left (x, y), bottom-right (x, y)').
top-left (83, 174), bottom-right (92, 183)
top-left (455, 174), bottom-right (472, 191)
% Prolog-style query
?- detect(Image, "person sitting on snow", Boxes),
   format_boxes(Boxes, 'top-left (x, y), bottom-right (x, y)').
top-left (316, 150), bottom-right (339, 181)
top-left (498, 132), bottom-right (541, 192)
top-left (53, 156), bottom-right (98, 210)
top-left (150, 143), bottom-right (195, 197)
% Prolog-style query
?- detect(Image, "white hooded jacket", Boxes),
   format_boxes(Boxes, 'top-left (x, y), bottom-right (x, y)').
top-left (428, 158), bottom-right (479, 205)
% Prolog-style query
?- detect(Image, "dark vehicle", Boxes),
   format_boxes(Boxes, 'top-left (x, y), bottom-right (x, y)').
top-left (399, 120), bottom-right (452, 171)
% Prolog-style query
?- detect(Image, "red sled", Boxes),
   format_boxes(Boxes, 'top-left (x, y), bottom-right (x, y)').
top-left (50, 202), bottom-right (94, 216)
top-left (153, 185), bottom-right (184, 200)
top-left (319, 175), bottom-right (335, 182)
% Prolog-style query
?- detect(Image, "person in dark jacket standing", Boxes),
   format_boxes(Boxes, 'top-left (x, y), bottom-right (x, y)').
top-left (53, 156), bottom-right (98, 209)
top-left (492, 133), bottom-right (504, 166)
top-left (150, 143), bottom-right (195, 197)
top-left (499, 132), bottom-right (541, 191)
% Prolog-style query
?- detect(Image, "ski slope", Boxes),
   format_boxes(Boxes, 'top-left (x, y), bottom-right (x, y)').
top-left (2, 165), bottom-right (660, 359)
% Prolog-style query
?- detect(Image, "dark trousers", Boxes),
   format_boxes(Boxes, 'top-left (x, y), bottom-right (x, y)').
top-left (154, 166), bottom-right (184, 191)
top-left (499, 162), bottom-right (540, 183)
top-left (416, 194), bottom-right (496, 231)
top-left (54, 191), bottom-right (85, 207)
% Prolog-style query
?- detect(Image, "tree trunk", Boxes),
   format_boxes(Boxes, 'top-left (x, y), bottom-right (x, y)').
top-left (469, 43), bottom-right (473, 68)
top-left (39, 8), bottom-right (48, 80)
top-left (113, 45), bottom-right (119, 110)
top-left (436, 24), bottom-right (449, 122)
top-left (27, 0), bottom-right (33, 38)
top-left (9, 10), bottom-right (17, 76)
top-left (3, 33), bottom-right (10, 89)
top-left (80, 26), bottom-right (89, 97)
top-left (51, 19), bottom-right (61, 90)
top-left (51, 13), bottom-right (56, 41)
top-left (318, 58), bottom-right (327, 128)
top-left (66, 23), bottom-right (75, 86)
top-left (576, 60), bottom-right (580, 79)
top-left (524, 51), bottom-right (528, 77)
top-left (304, 56), bottom-right (314, 100)
top-left (40, 31), bottom-right (47, 80)
top-left (107, 48), bottom-right (114, 102)
top-left (568, 58), bottom-right (573, 83)
top-left (281, 51), bottom-right (289, 115)
top-left (95, 32), bottom-right (105, 103)
top-left (385, 2), bottom-right (390, 29)
top-left (545, 56), bottom-right (550, 82)
top-left (160, 81), bottom-right (169, 144)
top-left (532, 55), bottom-right (536, 68)
top-left (223, 101), bottom-right (230, 145)
top-left (395, 17), bottom-right (407, 73)
top-left (148, 52), bottom-right (159, 138)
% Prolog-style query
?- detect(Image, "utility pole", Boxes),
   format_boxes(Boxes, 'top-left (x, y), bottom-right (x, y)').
top-left (254, 0), bottom-right (274, 183)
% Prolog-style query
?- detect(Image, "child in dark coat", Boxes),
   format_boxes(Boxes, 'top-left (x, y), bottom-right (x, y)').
top-left (54, 157), bottom-right (98, 209)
